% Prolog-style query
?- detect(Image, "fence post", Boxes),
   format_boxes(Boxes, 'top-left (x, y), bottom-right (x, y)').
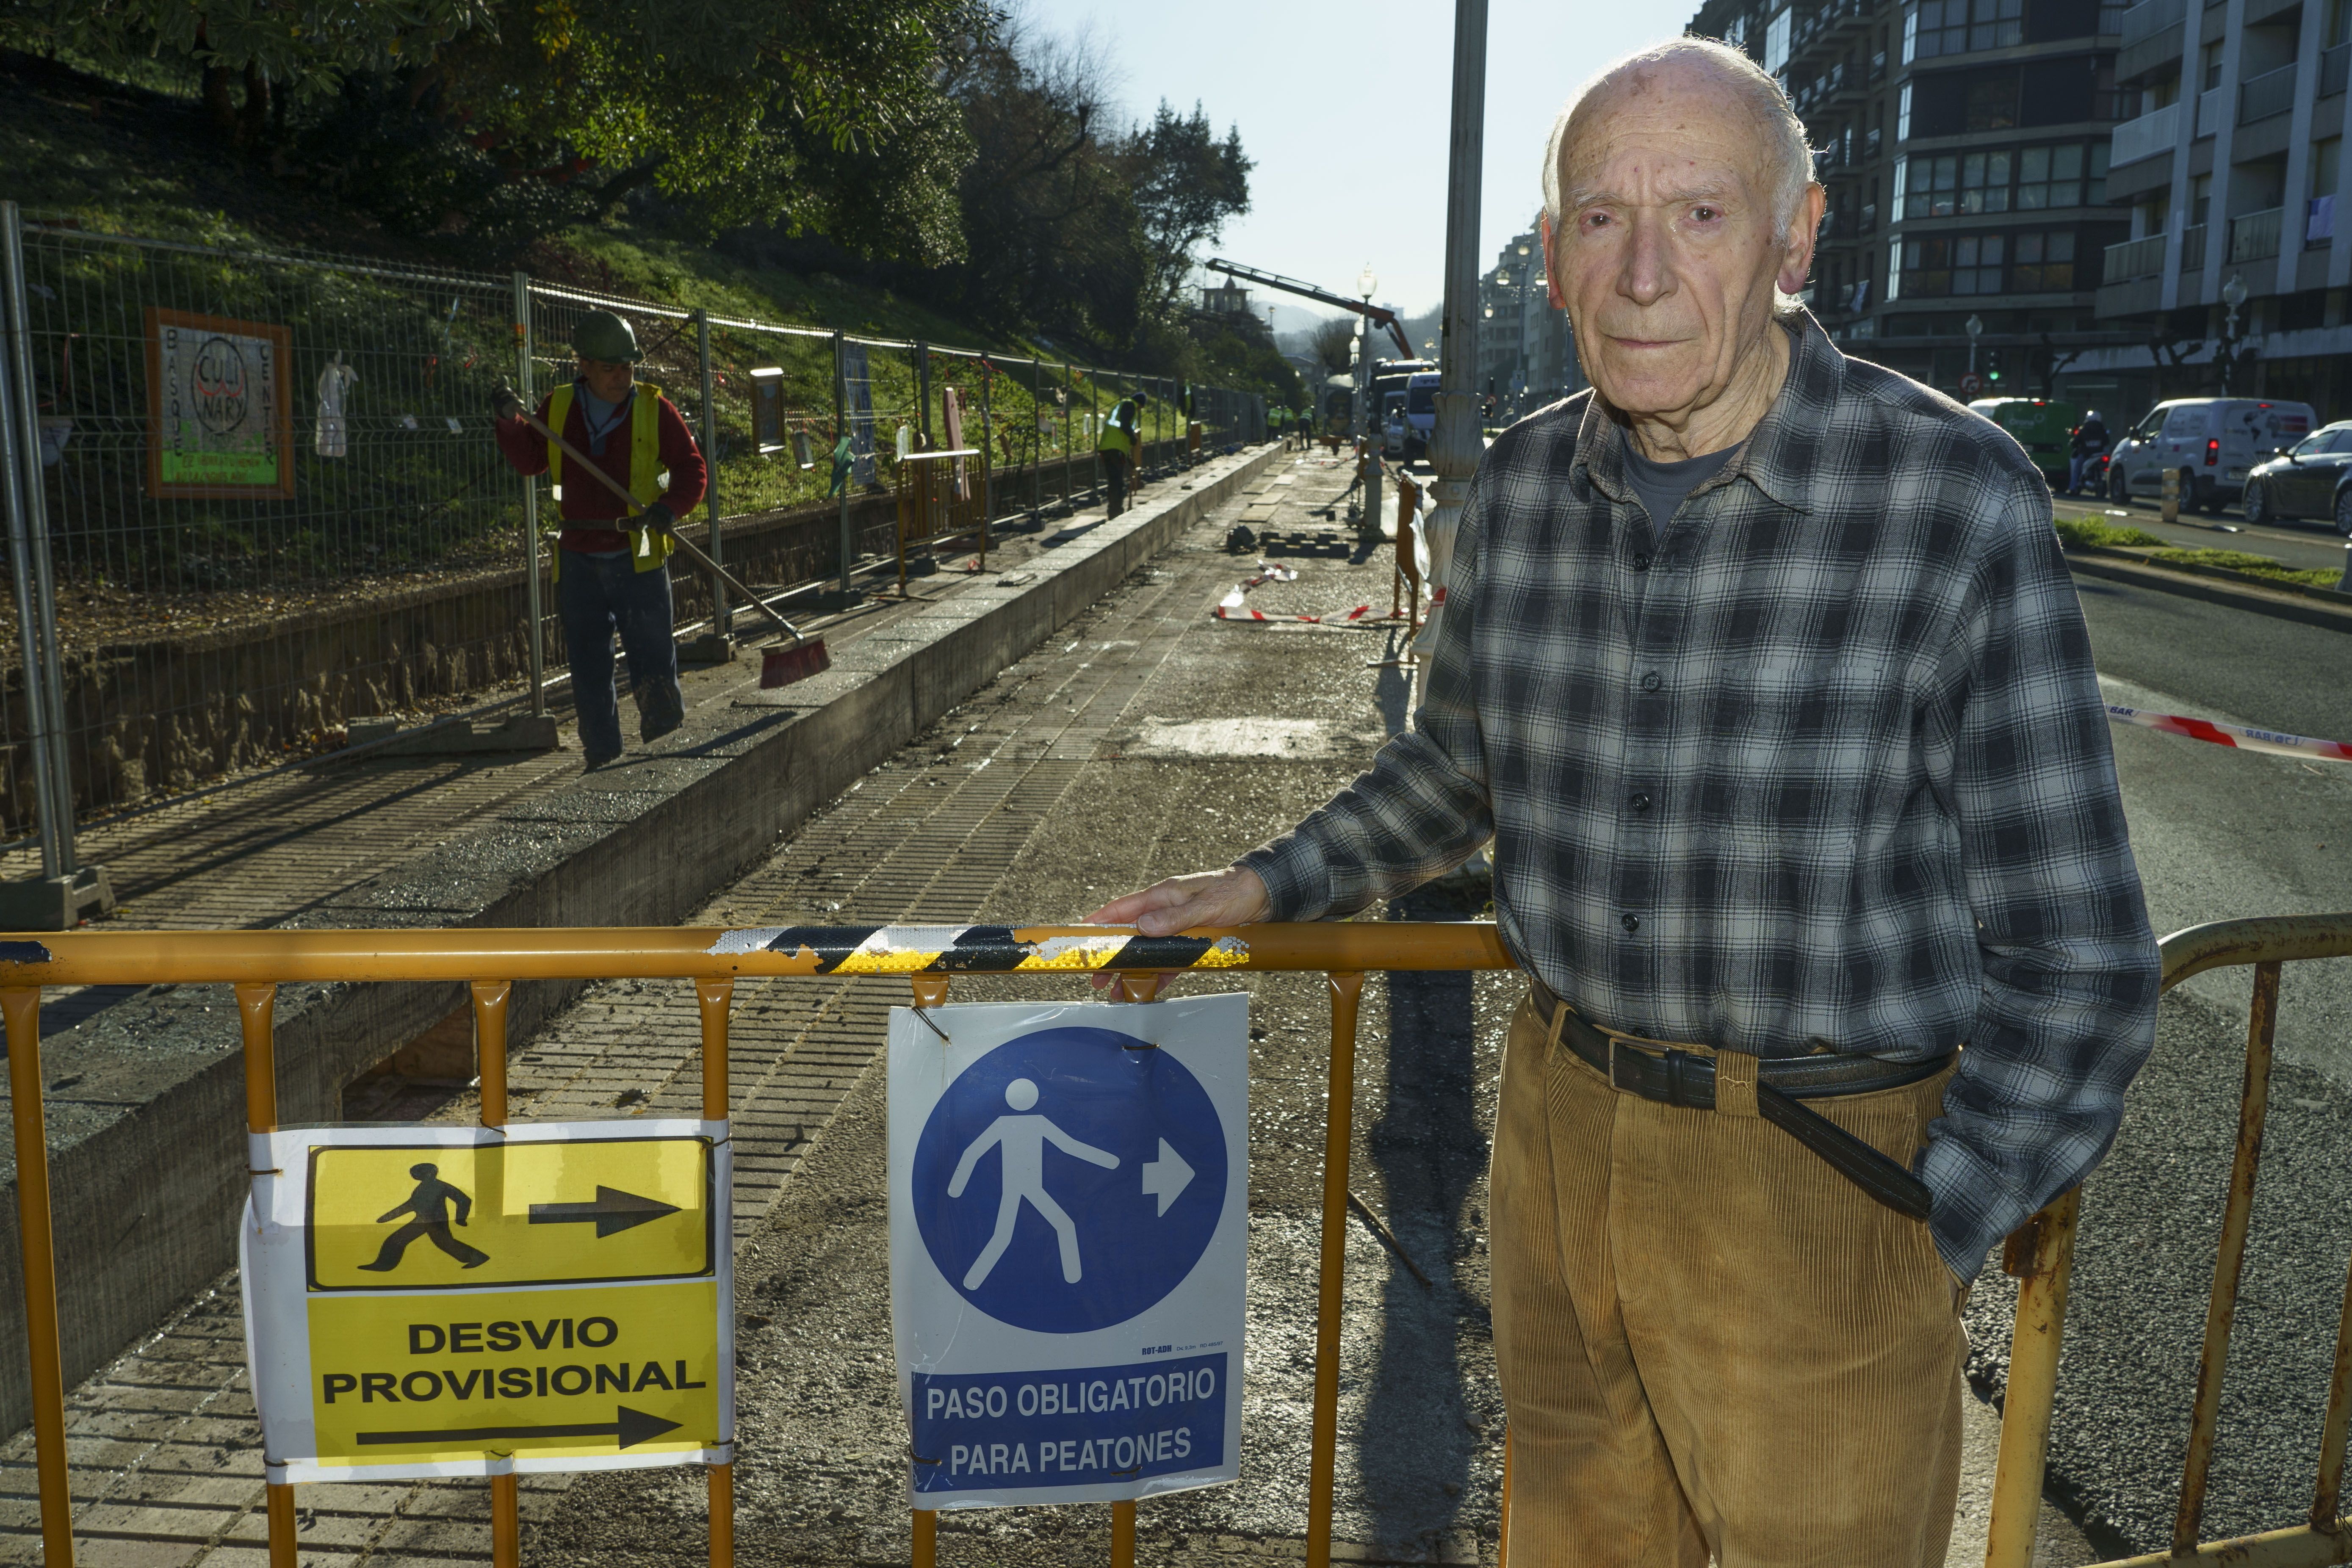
top-left (980, 369), bottom-right (993, 529)
top-left (1, 199), bottom-right (108, 928)
top-left (916, 340), bottom-right (932, 448)
top-left (695, 310), bottom-right (729, 647)
top-left (0, 211), bottom-right (64, 883)
top-left (1062, 363), bottom-right (1073, 509)
top-left (512, 273), bottom-right (546, 718)
top-left (833, 330), bottom-right (853, 603)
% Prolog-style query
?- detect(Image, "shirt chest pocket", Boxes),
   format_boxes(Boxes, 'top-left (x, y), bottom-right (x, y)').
top-left (1710, 652), bottom-right (1905, 749)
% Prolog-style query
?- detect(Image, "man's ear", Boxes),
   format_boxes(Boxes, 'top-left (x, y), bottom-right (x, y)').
top-left (1778, 183), bottom-right (1828, 296)
top-left (1542, 213), bottom-right (1565, 311)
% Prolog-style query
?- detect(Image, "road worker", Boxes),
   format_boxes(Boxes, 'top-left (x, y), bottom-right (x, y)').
top-left (1097, 391), bottom-right (1146, 518)
top-left (1093, 37), bottom-right (2158, 1567)
top-left (492, 310), bottom-right (705, 770)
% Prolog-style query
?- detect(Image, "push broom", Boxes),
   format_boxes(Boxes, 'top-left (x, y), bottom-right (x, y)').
top-left (514, 407), bottom-right (831, 689)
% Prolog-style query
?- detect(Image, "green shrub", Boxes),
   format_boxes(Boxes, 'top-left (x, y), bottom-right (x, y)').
top-left (2053, 517), bottom-right (2167, 549)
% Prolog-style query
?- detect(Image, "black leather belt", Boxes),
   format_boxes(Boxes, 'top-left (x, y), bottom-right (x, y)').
top-left (1528, 981), bottom-right (1946, 1221)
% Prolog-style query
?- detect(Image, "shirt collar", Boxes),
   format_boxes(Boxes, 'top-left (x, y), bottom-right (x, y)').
top-left (1574, 310), bottom-right (1843, 515)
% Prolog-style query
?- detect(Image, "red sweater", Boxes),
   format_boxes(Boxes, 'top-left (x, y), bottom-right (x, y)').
top-left (495, 384), bottom-right (708, 553)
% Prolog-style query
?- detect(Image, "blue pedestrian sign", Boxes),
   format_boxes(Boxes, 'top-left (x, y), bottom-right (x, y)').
top-left (890, 996), bottom-right (1247, 1509)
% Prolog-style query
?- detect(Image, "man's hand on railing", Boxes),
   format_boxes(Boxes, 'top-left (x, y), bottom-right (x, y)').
top-left (1085, 866), bottom-right (1270, 996)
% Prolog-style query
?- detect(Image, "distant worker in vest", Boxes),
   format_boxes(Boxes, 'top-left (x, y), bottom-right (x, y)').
top-left (1097, 391), bottom-right (1148, 518)
top-left (492, 310), bottom-right (705, 770)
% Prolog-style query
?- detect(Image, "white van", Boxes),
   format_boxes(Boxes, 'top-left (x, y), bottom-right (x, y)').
top-left (2102, 398), bottom-right (2315, 512)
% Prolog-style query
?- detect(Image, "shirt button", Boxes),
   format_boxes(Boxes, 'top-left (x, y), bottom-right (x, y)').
top-left (1631, 553), bottom-right (1651, 572)
top-left (1640, 670), bottom-right (1663, 692)
top-left (1629, 791), bottom-right (1652, 812)
top-left (1621, 913), bottom-right (1641, 933)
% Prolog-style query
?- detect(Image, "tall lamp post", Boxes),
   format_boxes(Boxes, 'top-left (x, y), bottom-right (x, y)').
top-left (1965, 312), bottom-right (1984, 382)
top-left (1357, 264), bottom-right (1381, 530)
top-left (2220, 271), bottom-right (2248, 395)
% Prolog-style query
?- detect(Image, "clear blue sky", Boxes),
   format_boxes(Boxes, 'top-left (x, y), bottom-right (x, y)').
top-left (1016, 0), bottom-right (1689, 325)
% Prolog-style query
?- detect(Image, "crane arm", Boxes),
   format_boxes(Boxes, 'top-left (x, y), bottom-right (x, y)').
top-left (1205, 257), bottom-right (1413, 360)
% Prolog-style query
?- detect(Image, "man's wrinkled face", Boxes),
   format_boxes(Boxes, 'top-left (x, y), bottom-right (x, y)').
top-left (1548, 64), bottom-right (1816, 421)
top-left (580, 357), bottom-right (635, 403)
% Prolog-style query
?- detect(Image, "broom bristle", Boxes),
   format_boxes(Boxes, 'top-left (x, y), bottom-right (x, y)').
top-left (760, 638), bottom-right (831, 689)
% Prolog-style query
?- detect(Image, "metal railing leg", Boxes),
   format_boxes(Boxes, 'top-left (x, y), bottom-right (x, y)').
top-left (1307, 971), bottom-right (1365, 1568)
top-left (697, 977), bottom-right (736, 1567)
top-left (1983, 1187), bottom-right (2082, 1568)
top-left (3, 984), bottom-right (72, 1567)
top-left (3, 207), bottom-right (75, 877)
top-left (2175, 960), bottom-right (2282, 1554)
top-left (471, 980), bottom-right (522, 1568)
top-left (2309, 1243), bottom-right (2352, 1537)
top-left (236, 982), bottom-right (298, 1568)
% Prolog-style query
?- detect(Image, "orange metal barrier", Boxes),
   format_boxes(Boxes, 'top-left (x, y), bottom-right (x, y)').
top-left (1982, 912), bottom-right (2352, 1568)
top-left (894, 448), bottom-right (990, 590)
top-left (0, 922), bottom-right (1510, 1568)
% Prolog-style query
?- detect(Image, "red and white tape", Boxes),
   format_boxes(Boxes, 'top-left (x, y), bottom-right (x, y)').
top-left (2106, 703), bottom-right (2352, 763)
top-left (1212, 602), bottom-right (1375, 624)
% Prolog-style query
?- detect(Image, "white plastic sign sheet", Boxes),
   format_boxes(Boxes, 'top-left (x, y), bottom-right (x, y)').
top-left (241, 1119), bottom-right (733, 1484)
top-left (889, 996), bottom-right (1248, 1508)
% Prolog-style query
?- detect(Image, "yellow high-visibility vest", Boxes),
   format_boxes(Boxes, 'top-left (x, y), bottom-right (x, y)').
top-left (546, 382), bottom-right (675, 575)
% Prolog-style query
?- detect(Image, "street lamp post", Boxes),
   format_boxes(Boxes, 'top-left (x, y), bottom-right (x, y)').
top-left (1965, 312), bottom-right (1984, 381)
top-left (2220, 272), bottom-right (2248, 395)
top-left (1419, 0), bottom-right (1490, 676)
top-left (1357, 264), bottom-right (1381, 530)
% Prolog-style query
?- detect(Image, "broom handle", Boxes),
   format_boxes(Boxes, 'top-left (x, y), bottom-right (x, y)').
top-left (515, 406), bottom-right (808, 643)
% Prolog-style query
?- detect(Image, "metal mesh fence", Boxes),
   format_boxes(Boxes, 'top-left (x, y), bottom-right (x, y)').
top-left (0, 202), bottom-right (1268, 869)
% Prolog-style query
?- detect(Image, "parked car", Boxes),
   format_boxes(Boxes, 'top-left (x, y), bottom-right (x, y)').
top-left (1967, 397), bottom-right (2080, 489)
top-left (2103, 398), bottom-right (2316, 513)
top-left (2241, 420), bottom-right (2352, 534)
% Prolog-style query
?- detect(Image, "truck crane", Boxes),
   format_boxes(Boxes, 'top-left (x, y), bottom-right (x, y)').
top-left (1204, 257), bottom-right (1413, 361)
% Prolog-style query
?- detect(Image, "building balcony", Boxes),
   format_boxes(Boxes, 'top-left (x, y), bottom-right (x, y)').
top-left (2103, 232), bottom-right (2168, 281)
top-left (2324, 41), bottom-right (2350, 98)
top-left (2227, 206), bottom-right (2283, 264)
top-left (2196, 86), bottom-right (2223, 136)
top-left (2237, 63), bottom-right (2297, 125)
top-left (2109, 100), bottom-right (2180, 166)
top-left (2119, 0), bottom-right (2187, 47)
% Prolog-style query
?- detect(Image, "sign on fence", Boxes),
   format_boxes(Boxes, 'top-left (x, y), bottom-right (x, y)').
top-left (144, 308), bottom-right (296, 498)
top-left (889, 996), bottom-right (1247, 1508)
top-left (242, 1120), bottom-right (733, 1482)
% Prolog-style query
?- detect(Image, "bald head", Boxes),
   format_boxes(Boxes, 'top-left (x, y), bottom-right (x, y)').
top-left (1538, 36), bottom-right (1827, 458)
top-left (1544, 38), bottom-right (1815, 244)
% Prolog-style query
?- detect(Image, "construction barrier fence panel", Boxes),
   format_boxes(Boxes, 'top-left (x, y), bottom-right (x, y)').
top-left (0, 202), bottom-right (1267, 875)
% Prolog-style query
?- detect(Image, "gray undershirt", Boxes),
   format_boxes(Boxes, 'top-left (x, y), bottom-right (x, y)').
top-left (1620, 437), bottom-right (1737, 528)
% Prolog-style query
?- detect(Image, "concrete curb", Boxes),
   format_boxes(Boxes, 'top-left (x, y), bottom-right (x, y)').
top-left (0, 445), bottom-right (1281, 1436)
top-left (2065, 548), bottom-right (2352, 636)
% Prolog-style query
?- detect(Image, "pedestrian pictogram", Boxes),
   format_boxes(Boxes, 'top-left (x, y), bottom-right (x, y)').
top-left (361, 1164), bottom-right (489, 1271)
top-left (891, 996), bottom-right (1246, 1509)
top-left (243, 1121), bottom-right (734, 1484)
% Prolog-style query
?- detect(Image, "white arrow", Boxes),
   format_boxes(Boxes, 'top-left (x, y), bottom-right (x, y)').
top-left (1139, 1139), bottom-right (1195, 1217)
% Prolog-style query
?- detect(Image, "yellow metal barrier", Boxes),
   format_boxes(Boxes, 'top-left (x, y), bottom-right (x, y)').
top-left (893, 447), bottom-right (990, 591)
top-left (0, 922), bottom-right (1511, 1568)
top-left (1983, 912), bottom-right (2352, 1568)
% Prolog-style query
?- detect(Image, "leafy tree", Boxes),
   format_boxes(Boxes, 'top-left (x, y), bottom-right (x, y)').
top-left (1120, 101), bottom-right (1250, 315)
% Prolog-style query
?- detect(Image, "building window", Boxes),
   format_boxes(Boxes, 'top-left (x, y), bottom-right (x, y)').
top-left (1903, 143), bottom-right (2108, 217)
top-left (1766, 7), bottom-right (1793, 73)
top-left (1901, 232), bottom-right (2007, 294)
top-left (1913, 0), bottom-right (2024, 58)
top-left (2011, 231), bottom-right (2076, 289)
top-left (1888, 246), bottom-right (1904, 301)
top-left (1903, 4), bottom-right (1920, 64)
top-left (1898, 80), bottom-right (1913, 139)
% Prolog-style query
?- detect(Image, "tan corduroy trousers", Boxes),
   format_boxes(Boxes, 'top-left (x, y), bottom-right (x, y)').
top-left (1489, 993), bottom-right (1966, 1568)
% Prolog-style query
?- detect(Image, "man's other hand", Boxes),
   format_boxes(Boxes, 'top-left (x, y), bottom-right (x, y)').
top-left (491, 384), bottom-right (523, 422)
top-left (635, 501), bottom-right (677, 536)
top-left (1085, 867), bottom-right (1270, 996)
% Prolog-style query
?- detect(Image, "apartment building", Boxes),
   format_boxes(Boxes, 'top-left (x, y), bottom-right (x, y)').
top-left (2080, 0), bottom-right (2352, 418)
top-left (1689, 0), bottom-right (2140, 403)
top-left (1476, 227), bottom-right (1586, 417)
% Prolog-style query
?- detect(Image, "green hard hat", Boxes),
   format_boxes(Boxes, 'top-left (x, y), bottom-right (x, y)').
top-left (572, 309), bottom-right (641, 364)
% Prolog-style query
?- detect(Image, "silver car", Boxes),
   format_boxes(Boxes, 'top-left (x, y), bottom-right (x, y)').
top-left (2241, 420), bottom-right (2352, 534)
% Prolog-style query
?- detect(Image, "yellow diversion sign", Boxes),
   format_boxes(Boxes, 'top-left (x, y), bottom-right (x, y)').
top-left (242, 1120), bottom-right (733, 1484)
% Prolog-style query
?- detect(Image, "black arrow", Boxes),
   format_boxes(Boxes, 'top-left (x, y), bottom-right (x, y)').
top-left (357, 1405), bottom-right (685, 1450)
top-left (527, 1185), bottom-right (681, 1238)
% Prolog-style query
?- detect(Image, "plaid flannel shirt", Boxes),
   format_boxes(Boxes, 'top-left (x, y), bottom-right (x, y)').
top-left (1238, 313), bottom-right (2160, 1282)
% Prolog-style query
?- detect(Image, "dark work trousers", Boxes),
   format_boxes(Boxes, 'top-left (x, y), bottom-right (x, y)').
top-left (560, 546), bottom-right (684, 767)
top-left (1103, 449), bottom-right (1132, 518)
top-left (365, 1220), bottom-right (488, 1271)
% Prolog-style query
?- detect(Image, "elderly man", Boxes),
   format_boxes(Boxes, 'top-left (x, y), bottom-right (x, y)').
top-left (1093, 37), bottom-right (2158, 1567)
